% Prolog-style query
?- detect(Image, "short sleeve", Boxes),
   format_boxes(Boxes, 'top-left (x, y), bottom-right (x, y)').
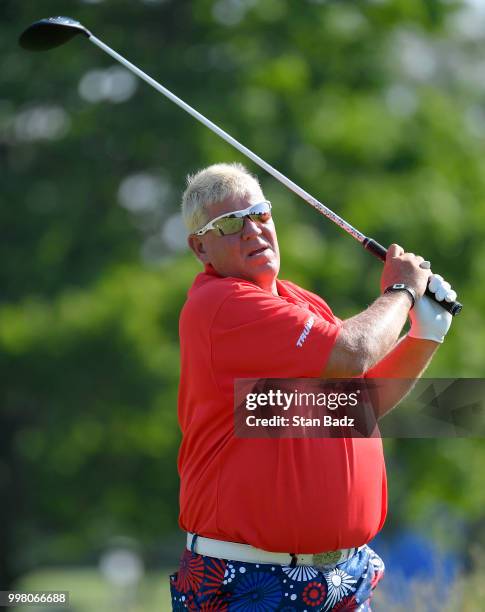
top-left (211, 283), bottom-right (341, 385)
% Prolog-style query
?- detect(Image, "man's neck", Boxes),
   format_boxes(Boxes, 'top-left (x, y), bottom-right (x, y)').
top-left (203, 264), bottom-right (278, 295)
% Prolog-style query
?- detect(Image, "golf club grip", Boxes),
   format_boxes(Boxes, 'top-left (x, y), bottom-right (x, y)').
top-left (362, 238), bottom-right (462, 316)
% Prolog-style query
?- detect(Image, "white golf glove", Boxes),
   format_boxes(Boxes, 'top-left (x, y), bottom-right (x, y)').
top-left (408, 274), bottom-right (457, 343)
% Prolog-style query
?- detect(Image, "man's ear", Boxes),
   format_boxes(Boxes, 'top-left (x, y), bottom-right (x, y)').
top-left (188, 234), bottom-right (210, 264)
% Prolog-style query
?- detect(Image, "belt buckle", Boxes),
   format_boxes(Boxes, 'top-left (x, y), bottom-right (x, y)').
top-left (312, 550), bottom-right (342, 569)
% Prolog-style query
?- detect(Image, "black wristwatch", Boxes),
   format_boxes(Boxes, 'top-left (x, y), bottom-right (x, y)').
top-left (383, 283), bottom-right (416, 308)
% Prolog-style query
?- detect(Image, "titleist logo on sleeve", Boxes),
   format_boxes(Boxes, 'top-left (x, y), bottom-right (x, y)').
top-left (296, 316), bottom-right (314, 348)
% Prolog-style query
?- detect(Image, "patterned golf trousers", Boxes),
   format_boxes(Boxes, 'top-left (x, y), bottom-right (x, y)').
top-left (169, 543), bottom-right (385, 611)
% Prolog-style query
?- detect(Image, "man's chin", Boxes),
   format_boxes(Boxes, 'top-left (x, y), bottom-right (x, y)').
top-left (215, 257), bottom-right (279, 285)
top-left (248, 256), bottom-right (277, 271)
top-left (245, 261), bottom-right (279, 284)
top-left (247, 249), bottom-right (277, 265)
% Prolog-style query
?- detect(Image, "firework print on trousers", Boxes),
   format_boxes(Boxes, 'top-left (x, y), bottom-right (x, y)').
top-left (169, 543), bottom-right (384, 611)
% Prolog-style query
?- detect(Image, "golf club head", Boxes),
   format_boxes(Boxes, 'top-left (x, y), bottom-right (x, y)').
top-left (19, 16), bottom-right (91, 51)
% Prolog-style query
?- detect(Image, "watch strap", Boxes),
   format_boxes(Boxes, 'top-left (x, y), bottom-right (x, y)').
top-left (383, 283), bottom-right (416, 308)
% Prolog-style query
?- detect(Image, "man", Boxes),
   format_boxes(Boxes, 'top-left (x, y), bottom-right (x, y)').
top-left (170, 162), bottom-right (456, 611)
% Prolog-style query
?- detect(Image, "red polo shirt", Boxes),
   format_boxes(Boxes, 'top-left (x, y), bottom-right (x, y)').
top-left (177, 266), bottom-right (387, 553)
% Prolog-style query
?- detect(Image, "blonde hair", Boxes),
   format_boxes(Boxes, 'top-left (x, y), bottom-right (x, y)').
top-left (181, 162), bottom-right (263, 234)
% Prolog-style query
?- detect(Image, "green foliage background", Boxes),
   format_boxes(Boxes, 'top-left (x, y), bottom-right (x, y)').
top-left (1, 0), bottom-right (484, 589)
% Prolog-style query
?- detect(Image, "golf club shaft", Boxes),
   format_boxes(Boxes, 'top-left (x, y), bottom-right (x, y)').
top-left (88, 34), bottom-right (461, 316)
top-left (89, 35), bottom-right (364, 243)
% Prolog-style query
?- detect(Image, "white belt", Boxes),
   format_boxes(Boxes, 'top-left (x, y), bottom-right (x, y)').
top-left (187, 533), bottom-right (359, 568)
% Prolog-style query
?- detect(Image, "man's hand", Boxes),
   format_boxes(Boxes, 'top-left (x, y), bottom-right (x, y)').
top-left (380, 243), bottom-right (431, 297)
top-left (408, 274), bottom-right (457, 343)
top-left (322, 246), bottom-right (451, 378)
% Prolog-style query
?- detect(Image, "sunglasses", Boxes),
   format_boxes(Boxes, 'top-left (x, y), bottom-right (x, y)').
top-left (194, 200), bottom-right (272, 236)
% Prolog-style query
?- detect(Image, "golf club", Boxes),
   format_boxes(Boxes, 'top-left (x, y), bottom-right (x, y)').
top-left (19, 16), bottom-right (462, 315)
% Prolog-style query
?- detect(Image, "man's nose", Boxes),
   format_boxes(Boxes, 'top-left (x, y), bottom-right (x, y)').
top-left (241, 216), bottom-right (262, 238)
